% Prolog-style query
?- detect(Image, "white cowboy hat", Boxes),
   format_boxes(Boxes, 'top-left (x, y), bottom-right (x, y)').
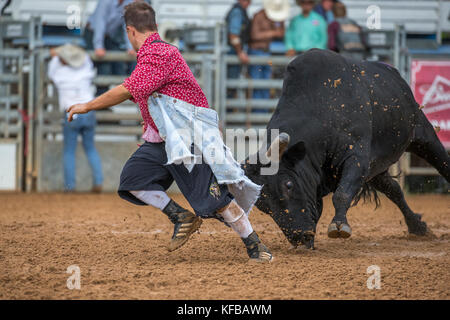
top-left (263, 0), bottom-right (290, 22)
top-left (54, 43), bottom-right (87, 68)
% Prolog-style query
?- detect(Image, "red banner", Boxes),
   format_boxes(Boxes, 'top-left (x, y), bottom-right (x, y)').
top-left (410, 60), bottom-right (450, 149)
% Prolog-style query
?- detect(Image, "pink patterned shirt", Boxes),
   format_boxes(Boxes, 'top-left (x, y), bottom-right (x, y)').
top-left (123, 33), bottom-right (210, 142)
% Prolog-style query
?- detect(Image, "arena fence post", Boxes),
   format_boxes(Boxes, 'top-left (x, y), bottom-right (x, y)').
top-left (213, 22), bottom-right (224, 130)
top-left (0, 48), bottom-right (25, 191)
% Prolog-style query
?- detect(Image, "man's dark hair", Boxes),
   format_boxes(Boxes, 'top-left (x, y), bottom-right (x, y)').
top-left (124, 2), bottom-right (157, 32)
top-left (332, 1), bottom-right (346, 18)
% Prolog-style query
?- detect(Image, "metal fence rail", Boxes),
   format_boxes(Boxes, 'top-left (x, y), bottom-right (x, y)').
top-left (222, 55), bottom-right (291, 129)
top-left (7, 0), bottom-right (446, 37)
top-left (0, 49), bottom-right (25, 190)
top-left (34, 47), bottom-right (219, 191)
top-left (0, 16), bottom-right (447, 191)
top-left (37, 51), bottom-right (217, 131)
top-left (0, 16), bottom-right (42, 191)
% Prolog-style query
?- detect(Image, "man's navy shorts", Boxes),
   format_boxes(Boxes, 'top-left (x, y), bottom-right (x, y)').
top-left (118, 142), bottom-right (234, 218)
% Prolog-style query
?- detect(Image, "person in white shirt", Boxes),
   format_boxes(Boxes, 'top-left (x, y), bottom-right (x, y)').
top-left (48, 44), bottom-right (103, 192)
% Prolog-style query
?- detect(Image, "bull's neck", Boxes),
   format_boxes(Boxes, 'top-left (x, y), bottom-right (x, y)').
top-left (297, 154), bottom-right (322, 200)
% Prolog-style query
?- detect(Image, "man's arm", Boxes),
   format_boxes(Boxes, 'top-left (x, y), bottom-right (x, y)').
top-left (318, 19), bottom-right (328, 50)
top-left (66, 85), bottom-right (132, 122)
top-left (69, 46), bottom-right (173, 122)
top-left (251, 13), bottom-right (282, 42)
top-left (91, 0), bottom-right (109, 57)
top-left (228, 8), bottom-right (249, 64)
top-left (285, 18), bottom-right (296, 56)
top-left (327, 21), bottom-right (338, 51)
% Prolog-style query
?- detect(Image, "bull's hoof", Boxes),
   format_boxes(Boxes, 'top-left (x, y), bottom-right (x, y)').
top-left (339, 224), bottom-right (352, 238)
top-left (327, 223), bottom-right (340, 238)
top-left (406, 213), bottom-right (428, 236)
top-left (327, 222), bottom-right (352, 239)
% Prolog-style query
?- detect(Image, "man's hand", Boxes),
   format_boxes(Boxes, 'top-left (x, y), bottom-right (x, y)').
top-left (286, 49), bottom-right (296, 57)
top-left (65, 85), bottom-right (132, 122)
top-left (95, 48), bottom-right (106, 58)
top-left (67, 103), bottom-right (90, 122)
top-left (238, 51), bottom-right (249, 64)
top-left (273, 28), bottom-right (284, 39)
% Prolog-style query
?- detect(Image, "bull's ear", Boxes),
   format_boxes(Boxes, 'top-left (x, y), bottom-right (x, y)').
top-left (281, 141), bottom-right (306, 167)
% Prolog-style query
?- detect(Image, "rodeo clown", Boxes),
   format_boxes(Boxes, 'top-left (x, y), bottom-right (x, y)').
top-left (67, 2), bottom-right (273, 262)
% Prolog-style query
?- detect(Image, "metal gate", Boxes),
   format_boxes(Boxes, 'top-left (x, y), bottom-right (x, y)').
top-left (0, 49), bottom-right (24, 190)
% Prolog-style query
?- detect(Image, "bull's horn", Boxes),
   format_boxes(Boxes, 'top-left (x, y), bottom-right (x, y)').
top-left (266, 132), bottom-right (290, 162)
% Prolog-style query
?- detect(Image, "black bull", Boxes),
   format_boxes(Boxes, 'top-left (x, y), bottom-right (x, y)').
top-left (243, 49), bottom-right (450, 249)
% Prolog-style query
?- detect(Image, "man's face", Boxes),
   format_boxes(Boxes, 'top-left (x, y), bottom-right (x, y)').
top-left (298, 0), bottom-right (314, 14)
top-left (126, 26), bottom-right (139, 52)
top-left (322, 0), bottom-right (333, 11)
top-left (240, 0), bottom-right (251, 9)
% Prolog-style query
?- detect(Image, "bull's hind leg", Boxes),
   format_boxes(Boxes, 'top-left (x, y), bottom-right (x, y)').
top-left (407, 113), bottom-right (450, 182)
top-left (370, 172), bottom-right (427, 235)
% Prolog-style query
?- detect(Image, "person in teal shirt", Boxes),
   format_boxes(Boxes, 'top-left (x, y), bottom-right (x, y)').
top-left (285, 0), bottom-right (328, 55)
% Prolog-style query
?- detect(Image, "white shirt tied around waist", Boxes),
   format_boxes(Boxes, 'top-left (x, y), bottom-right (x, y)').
top-left (47, 55), bottom-right (96, 117)
top-left (147, 93), bottom-right (262, 215)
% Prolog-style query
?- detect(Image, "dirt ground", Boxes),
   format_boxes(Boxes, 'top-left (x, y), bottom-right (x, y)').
top-left (0, 192), bottom-right (449, 300)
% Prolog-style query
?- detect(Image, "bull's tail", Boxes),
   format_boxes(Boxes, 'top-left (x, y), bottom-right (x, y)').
top-left (407, 111), bottom-right (450, 183)
top-left (351, 182), bottom-right (381, 209)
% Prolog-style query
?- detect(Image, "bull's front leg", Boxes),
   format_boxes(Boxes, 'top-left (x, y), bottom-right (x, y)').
top-left (328, 157), bottom-right (368, 239)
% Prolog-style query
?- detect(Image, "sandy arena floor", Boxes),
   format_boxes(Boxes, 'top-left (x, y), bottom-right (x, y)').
top-left (0, 192), bottom-right (449, 300)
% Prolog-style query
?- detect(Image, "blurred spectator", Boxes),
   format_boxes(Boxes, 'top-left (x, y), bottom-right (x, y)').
top-left (249, 0), bottom-right (287, 105)
top-left (313, 0), bottom-right (335, 24)
top-left (328, 1), bottom-right (365, 60)
top-left (48, 44), bottom-right (103, 193)
top-left (84, 0), bottom-right (136, 94)
top-left (225, 0), bottom-right (252, 80)
top-left (285, 0), bottom-right (327, 56)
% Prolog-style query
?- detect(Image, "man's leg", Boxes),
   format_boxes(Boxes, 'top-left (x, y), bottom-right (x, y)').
top-left (216, 200), bottom-right (273, 262)
top-left (248, 49), bottom-right (264, 100)
top-left (105, 33), bottom-right (126, 76)
top-left (129, 189), bottom-right (202, 252)
top-left (83, 28), bottom-right (109, 96)
top-left (217, 200), bottom-right (253, 238)
top-left (62, 121), bottom-right (79, 191)
top-left (248, 49), bottom-right (272, 113)
top-left (79, 114), bottom-right (103, 190)
top-left (117, 142), bottom-right (202, 251)
top-left (226, 49), bottom-right (241, 102)
top-left (130, 190), bottom-right (170, 210)
top-left (167, 158), bottom-right (273, 262)
top-left (261, 61), bottom-right (272, 100)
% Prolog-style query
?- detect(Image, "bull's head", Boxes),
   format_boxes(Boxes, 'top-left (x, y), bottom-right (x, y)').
top-left (243, 133), bottom-right (322, 249)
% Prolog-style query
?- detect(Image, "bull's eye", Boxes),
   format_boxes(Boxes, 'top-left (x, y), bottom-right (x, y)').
top-left (286, 181), bottom-right (293, 190)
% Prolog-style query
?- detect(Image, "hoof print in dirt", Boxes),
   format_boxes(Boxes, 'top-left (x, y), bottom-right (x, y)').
top-left (328, 222), bottom-right (352, 239)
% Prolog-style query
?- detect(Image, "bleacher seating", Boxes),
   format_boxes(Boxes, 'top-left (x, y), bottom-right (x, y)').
top-left (5, 0), bottom-right (446, 35)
